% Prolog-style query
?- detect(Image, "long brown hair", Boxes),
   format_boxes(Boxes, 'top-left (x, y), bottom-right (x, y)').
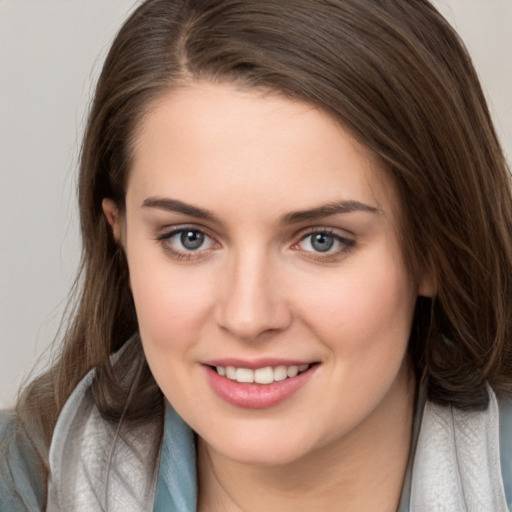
top-left (14, 0), bottom-right (512, 474)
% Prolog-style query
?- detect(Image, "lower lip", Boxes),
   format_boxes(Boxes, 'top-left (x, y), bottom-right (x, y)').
top-left (204, 365), bottom-right (317, 409)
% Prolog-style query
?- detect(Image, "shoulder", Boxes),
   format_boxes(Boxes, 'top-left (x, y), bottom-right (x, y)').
top-left (498, 396), bottom-right (512, 510)
top-left (47, 360), bottom-right (163, 511)
top-left (0, 410), bottom-right (46, 511)
top-left (409, 387), bottom-right (512, 511)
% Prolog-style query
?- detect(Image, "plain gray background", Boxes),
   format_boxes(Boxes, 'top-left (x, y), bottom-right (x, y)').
top-left (1, 0), bottom-right (511, 408)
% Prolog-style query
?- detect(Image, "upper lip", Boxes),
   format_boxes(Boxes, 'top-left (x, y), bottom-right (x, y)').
top-left (203, 358), bottom-right (316, 369)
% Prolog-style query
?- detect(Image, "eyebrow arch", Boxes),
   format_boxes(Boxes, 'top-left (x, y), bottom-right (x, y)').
top-left (141, 197), bottom-right (221, 223)
top-left (281, 200), bottom-right (380, 224)
top-left (141, 197), bottom-right (379, 225)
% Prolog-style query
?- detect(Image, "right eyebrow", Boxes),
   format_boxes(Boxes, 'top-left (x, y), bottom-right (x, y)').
top-left (141, 197), bottom-right (221, 223)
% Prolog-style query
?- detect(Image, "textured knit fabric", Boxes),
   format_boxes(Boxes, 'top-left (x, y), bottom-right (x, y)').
top-left (2, 370), bottom-right (512, 511)
top-left (0, 412), bottom-right (46, 511)
top-left (501, 396), bottom-right (512, 509)
top-left (409, 387), bottom-right (509, 511)
top-left (46, 370), bottom-right (162, 511)
top-left (153, 392), bottom-right (512, 511)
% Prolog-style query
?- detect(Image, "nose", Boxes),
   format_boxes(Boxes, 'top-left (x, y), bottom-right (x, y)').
top-left (215, 249), bottom-right (292, 341)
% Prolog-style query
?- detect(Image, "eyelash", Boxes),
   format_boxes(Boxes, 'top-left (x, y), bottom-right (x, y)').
top-left (155, 226), bottom-right (355, 262)
top-left (156, 226), bottom-right (219, 261)
top-left (292, 228), bottom-right (355, 262)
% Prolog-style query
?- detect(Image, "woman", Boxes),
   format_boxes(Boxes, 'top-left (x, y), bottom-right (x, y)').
top-left (2, 0), bottom-right (512, 510)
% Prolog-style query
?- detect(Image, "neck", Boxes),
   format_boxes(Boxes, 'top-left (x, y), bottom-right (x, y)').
top-left (197, 365), bottom-right (416, 512)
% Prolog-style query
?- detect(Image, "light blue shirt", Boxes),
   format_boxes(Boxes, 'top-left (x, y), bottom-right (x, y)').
top-left (153, 397), bottom-right (512, 512)
top-left (1, 394), bottom-right (511, 511)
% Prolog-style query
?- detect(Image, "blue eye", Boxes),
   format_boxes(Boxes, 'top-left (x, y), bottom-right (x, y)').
top-left (178, 230), bottom-right (206, 250)
top-left (298, 231), bottom-right (353, 255)
top-left (309, 233), bottom-right (335, 252)
top-left (158, 227), bottom-right (216, 257)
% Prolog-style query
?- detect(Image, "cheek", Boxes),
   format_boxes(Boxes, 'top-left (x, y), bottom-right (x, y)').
top-left (127, 255), bottom-right (216, 407)
top-left (126, 246), bottom-right (216, 351)
top-left (302, 254), bottom-right (416, 355)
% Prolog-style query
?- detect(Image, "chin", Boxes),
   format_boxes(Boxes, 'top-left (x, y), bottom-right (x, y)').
top-left (200, 422), bottom-right (324, 468)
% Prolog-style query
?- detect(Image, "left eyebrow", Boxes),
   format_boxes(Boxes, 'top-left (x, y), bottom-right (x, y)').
top-left (280, 200), bottom-right (380, 224)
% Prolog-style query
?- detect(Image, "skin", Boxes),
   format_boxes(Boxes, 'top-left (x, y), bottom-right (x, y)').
top-left (103, 81), bottom-right (432, 511)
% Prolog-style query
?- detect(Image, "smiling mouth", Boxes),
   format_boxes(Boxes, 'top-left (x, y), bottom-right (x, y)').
top-left (212, 364), bottom-right (313, 384)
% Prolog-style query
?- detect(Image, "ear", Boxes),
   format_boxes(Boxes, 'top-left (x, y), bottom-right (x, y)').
top-left (102, 198), bottom-right (123, 243)
top-left (417, 271), bottom-right (436, 298)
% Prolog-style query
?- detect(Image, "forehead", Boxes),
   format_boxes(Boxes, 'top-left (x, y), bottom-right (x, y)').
top-left (127, 81), bottom-right (399, 222)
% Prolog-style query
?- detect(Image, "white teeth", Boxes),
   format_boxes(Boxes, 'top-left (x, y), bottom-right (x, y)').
top-left (236, 368), bottom-right (254, 383)
top-left (216, 363), bottom-right (310, 384)
top-left (287, 366), bottom-right (299, 378)
top-left (273, 365), bottom-right (288, 382)
top-left (225, 366), bottom-right (236, 379)
top-left (254, 367), bottom-right (274, 384)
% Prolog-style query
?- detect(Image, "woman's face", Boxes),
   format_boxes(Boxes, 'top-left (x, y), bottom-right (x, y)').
top-left (106, 82), bottom-right (427, 466)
